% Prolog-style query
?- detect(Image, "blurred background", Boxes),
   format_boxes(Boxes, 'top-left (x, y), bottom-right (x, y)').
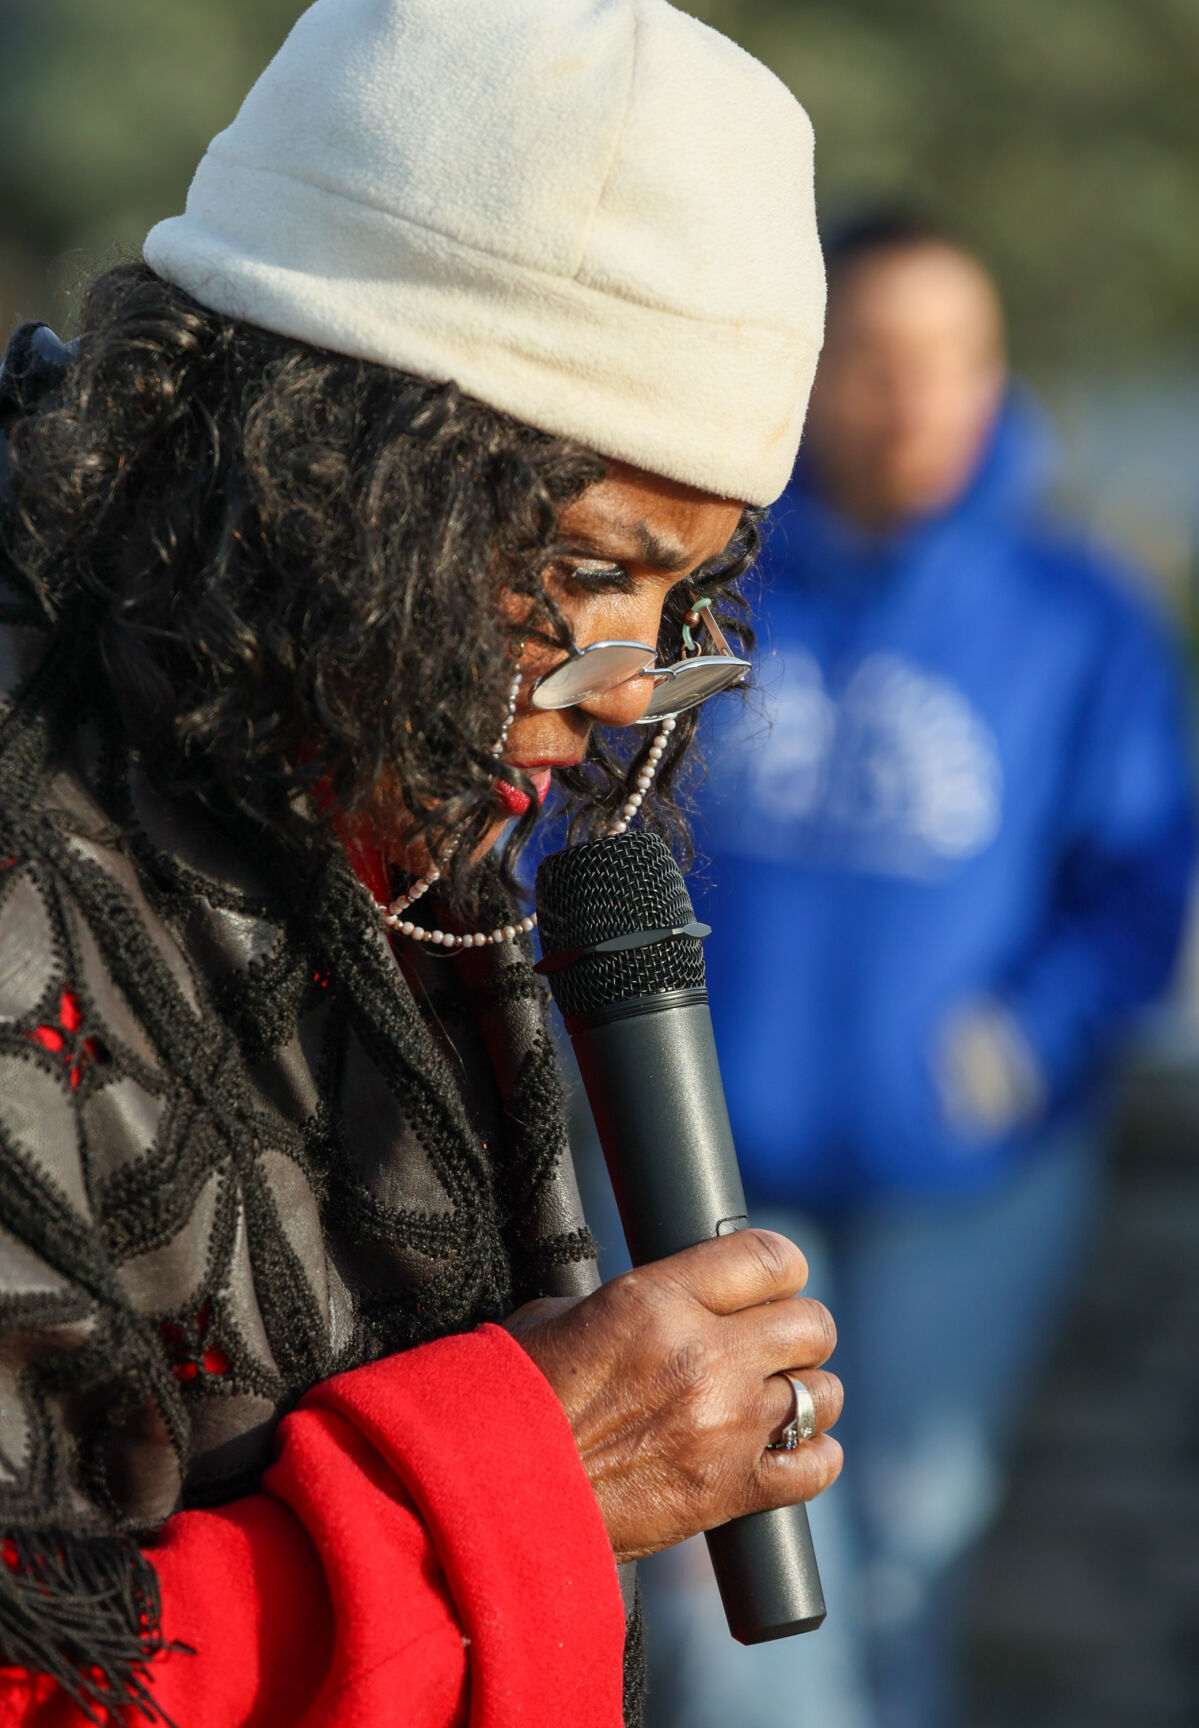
top-left (3, 3), bottom-right (1198, 1724)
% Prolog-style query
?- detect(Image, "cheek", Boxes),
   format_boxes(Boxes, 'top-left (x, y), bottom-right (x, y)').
top-left (820, 386), bottom-right (896, 459)
top-left (898, 386), bottom-right (994, 480)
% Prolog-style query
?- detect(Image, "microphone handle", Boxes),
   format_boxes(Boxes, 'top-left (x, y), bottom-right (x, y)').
top-left (568, 991), bottom-right (826, 1642)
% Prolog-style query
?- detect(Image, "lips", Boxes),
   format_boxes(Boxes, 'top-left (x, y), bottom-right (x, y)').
top-left (494, 766), bottom-right (555, 817)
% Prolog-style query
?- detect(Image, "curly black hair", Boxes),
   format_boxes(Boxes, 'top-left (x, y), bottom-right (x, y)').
top-left (2, 263), bottom-right (758, 896)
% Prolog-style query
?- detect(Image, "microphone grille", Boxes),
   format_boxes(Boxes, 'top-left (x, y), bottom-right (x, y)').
top-left (535, 830), bottom-right (706, 1017)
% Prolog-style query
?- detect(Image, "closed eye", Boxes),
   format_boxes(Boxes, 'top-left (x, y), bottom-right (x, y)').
top-left (560, 558), bottom-right (635, 595)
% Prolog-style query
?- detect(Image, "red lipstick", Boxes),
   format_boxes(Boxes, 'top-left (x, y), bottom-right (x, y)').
top-left (495, 766), bottom-right (554, 816)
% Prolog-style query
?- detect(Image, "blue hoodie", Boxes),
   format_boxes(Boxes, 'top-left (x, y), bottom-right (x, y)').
top-left (694, 398), bottom-right (1196, 1210)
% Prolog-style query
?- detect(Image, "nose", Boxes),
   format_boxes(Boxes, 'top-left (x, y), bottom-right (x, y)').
top-left (564, 581), bottom-right (674, 729)
top-left (574, 668), bottom-right (658, 730)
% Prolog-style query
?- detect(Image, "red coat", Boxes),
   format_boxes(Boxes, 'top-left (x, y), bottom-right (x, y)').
top-left (0, 1326), bottom-right (627, 1726)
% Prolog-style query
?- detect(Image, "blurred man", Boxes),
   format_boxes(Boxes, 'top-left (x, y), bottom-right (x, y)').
top-left (647, 216), bottom-right (1196, 1728)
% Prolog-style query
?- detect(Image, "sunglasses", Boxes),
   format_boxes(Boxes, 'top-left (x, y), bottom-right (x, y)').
top-left (529, 603), bottom-right (749, 725)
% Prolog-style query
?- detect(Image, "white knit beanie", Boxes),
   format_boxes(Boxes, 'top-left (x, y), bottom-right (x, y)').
top-left (145, 0), bottom-right (824, 507)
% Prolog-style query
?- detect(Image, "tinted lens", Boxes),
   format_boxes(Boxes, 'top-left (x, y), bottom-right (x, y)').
top-left (530, 641), bottom-right (656, 710)
top-left (636, 655), bottom-right (750, 722)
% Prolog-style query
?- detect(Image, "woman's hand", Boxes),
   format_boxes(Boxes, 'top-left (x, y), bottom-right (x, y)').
top-left (505, 1229), bottom-right (842, 1563)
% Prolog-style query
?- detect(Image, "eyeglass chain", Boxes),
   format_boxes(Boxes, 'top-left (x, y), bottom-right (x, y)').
top-left (373, 600), bottom-right (711, 950)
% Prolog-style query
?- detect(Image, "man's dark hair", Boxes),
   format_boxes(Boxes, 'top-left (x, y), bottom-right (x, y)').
top-left (824, 208), bottom-right (979, 285)
top-left (2, 264), bottom-right (756, 894)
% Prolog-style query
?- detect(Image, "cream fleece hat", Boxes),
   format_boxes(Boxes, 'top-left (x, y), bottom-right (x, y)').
top-left (145, 0), bottom-right (824, 506)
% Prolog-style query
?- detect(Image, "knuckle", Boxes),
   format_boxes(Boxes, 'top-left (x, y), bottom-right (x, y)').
top-left (661, 1334), bottom-right (719, 1409)
top-left (660, 1336), bottom-right (745, 1460)
top-left (742, 1228), bottom-right (800, 1290)
top-left (643, 1288), bottom-right (695, 1360)
top-left (796, 1298), bottom-right (837, 1364)
top-left (799, 1436), bottom-right (843, 1496)
top-left (758, 1435), bottom-right (843, 1507)
top-left (689, 1381), bottom-right (734, 1449)
top-left (585, 1277), bottom-right (626, 1334)
top-left (605, 1266), bottom-right (671, 1330)
top-left (605, 1265), bottom-right (646, 1310)
top-left (818, 1370), bottom-right (844, 1427)
top-left (811, 1436), bottom-right (844, 1492)
top-left (621, 1260), bottom-right (690, 1318)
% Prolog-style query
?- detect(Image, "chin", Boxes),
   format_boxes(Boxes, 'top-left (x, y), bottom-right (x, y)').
top-left (884, 455), bottom-right (981, 519)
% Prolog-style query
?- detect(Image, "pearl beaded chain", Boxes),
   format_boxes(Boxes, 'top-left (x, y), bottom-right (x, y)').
top-left (604, 714), bottom-right (677, 841)
top-left (372, 664), bottom-right (679, 950)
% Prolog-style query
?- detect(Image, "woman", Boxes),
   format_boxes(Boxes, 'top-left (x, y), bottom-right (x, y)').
top-left (0, 1), bottom-right (836, 1722)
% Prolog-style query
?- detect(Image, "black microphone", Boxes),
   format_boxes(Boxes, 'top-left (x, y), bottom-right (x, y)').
top-left (535, 828), bottom-right (825, 1643)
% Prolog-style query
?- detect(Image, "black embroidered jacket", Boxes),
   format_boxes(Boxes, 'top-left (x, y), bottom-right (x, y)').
top-left (0, 511), bottom-right (613, 1710)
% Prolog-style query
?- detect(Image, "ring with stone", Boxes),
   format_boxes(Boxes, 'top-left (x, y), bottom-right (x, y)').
top-left (765, 1373), bottom-right (818, 1452)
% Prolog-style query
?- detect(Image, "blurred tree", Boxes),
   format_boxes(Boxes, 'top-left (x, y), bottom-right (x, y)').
top-left (0, 0), bottom-right (302, 329)
top-left (1, 0), bottom-right (1198, 378)
top-left (691, 0), bottom-right (1199, 374)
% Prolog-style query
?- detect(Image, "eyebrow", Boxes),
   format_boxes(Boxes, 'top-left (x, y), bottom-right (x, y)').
top-left (630, 523), bottom-right (693, 574)
top-left (563, 521), bottom-right (705, 576)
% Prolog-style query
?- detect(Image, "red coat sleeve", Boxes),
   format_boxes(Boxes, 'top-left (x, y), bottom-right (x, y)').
top-left (0, 1325), bottom-right (627, 1728)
